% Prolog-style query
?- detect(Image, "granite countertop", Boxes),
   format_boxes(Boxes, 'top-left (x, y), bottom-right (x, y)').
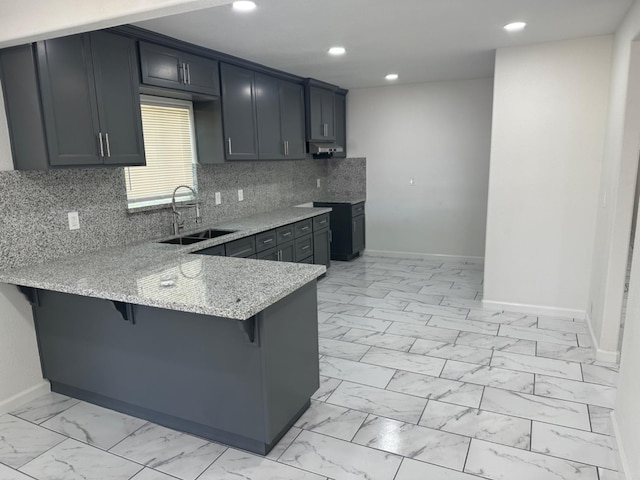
top-left (314, 194), bottom-right (366, 205)
top-left (0, 207), bottom-right (330, 321)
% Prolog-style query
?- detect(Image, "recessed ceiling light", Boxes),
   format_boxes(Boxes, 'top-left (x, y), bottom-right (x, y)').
top-left (504, 22), bottom-right (527, 32)
top-left (328, 46), bottom-right (346, 56)
top-left (385, 73), bottom-right (399, 81)
top-left (232, 1), bottom-right (256, 12)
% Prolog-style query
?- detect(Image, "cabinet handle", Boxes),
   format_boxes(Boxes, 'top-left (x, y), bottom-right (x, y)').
top-left (323, 123), bottom-right (328, 137)
top-left (186, 63), bottom-right (191, 85)
top-left (302, 245), bottom-right (310, 251)
top-left (105, 133), bottom-right (111, 157)
top-left (263, 238), bottom-right (273, 244)
top-left (228, 137), bottom-right (233, 155)
top-left (285, 140), bottom-right (289, 156)
top-left (301, 226), bottom-right (310, 231)
top-left (98, 132), bottom-right (104, 157)
top-left (181, 63), bottom-right (186, 84)
top-left (353, 221), bottom-right (356, 232)
top-left (282, 231), bottom-right (291, 237)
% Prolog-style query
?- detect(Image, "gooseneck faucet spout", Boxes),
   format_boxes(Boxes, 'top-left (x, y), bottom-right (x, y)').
top-left (171, 185), bottom-right (201, 236)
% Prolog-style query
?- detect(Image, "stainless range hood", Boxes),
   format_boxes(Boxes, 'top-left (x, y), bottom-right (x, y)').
top-left (308, 142), bottom-right (344, 157)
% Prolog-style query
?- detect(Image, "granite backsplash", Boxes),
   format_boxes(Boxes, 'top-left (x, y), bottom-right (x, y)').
top-left (0, 158), bottom-right (366, 271)
top-left (326, 157), bottom-right (366, 197)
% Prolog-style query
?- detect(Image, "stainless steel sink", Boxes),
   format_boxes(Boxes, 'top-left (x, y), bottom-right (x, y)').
top-left (159, 229), bottom-right (236, 246)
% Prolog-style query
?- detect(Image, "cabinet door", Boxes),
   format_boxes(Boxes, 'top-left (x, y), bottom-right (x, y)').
top-left (278, 241), bottom-right (295, 262)
top-left (220, 63), bottom-right (259, 160)
top-left (313, 228), bottom-right (331, 268)
top-left (280, 81), bottom-right (305, 159)
top-left (255, 74), bottom-right (284, 160)
top-left (181, 52), bottom-right (220, 96)
top-left (320, 88), bottom-right (335, 139)
top-left (256, 246), bottom-right (279, 261)
top-left (139, 42), bottom-right (184, 90)
top-left (334, 92), bottom-right (346, 158)
top-left (307, 85), bottom-right (335, 142)
top-left (352, 214), bottom-right (365, 254)
top-left (37, 35), bottom-right (102, 166)
top-left (90, 32), bottom-right (145, 166)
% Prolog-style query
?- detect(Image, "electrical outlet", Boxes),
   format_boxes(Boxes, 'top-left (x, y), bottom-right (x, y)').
top-left (238, 189), bottom-right (244, 202)
top-left (215, 192), bottom-right (222, 205)
top-left (68, 211), bottom-right (80, 230)
top-left (317, 178), bottom-right (321, 188)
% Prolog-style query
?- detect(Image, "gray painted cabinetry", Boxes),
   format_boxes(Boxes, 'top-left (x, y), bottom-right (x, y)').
top-left (334, 91), bottom-right (347, 157)
top-left (221, 63), bottom-right (306, 161)
top-left (139, 42), bottom-right (220, 96)
top-left (306, 84), bottom-right (335, 142)
top-left (313, 202), bottom-right (365, 261)
top-left (0, 31), bottom-right (145, 169)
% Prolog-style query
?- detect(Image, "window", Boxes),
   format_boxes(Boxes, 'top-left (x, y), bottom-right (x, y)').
top-left (125, 96), bottom-right (198, 208)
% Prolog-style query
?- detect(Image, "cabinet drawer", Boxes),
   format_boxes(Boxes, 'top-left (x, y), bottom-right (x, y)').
top-left (351, 202), bottom-right (365, 217)
top-left (313, 213), bottom-right (330, 231)
top-left (255, 230), bottom-right (277, 252)
top-left (295, 234), bottom-right (314, 261)
top-left (298, 256), bottom-right (313, 264)
top-left (193, 244), bottom-right (225, 256)
top-left (256, 246), bottom-right (278, 261)
top-left (294, 219), bottom-right (313, 238)
top-left (225, 236), bottom-right (256, 258)
top-left (276, 224), bottom-right (295, 244)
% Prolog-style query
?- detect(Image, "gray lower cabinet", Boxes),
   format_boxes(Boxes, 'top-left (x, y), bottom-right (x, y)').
top-left (139, 42), bottom-right (220, 96)
top-left (195, 244), bottom-right (225, 256)
top-left (257, 246), bottom-right (278, 261)
top-left (220, 63), bottom-right (259, 160)
top-left (313, 228), bottom-right (331, 268)
top-left (225, 236), bottom-right (257, 258)
top-left (294, 234), bottom-right (314, 262)
top-left (278, 240), bottom-right (295, 262)
top-left (0, 31), bottom-right (145, 169)
top-left (313, 202), bottom-right (365, 261)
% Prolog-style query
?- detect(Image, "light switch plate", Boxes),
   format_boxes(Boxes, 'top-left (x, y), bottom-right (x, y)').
top-left (238, 189), bottom-right (244, 202)
top-left (215, 192), bottom-right (221, 205)
top-left (68, 211), bottom-right (80, 230)
top-left (317, 178), bottom-right (321, 188)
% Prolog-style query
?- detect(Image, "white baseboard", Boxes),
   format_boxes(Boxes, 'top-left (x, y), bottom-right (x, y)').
top-left (481, 299), bottom-right (585, 319)
top-left (611, 410), bottom-right (632, 480)
top-left (585, 311), bottom-right (620, 364)
top-left (0, 380), bottom-right (50, 415)
top-left (364, 249), bottom-right (484, 263)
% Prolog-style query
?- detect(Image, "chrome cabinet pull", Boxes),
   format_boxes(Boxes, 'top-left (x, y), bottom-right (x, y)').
top-left (228, 138), bottom-right (233, 155)
top-left (181, 63), bottom-right (186, 84)
top-left (302, 245), bottom-right (310, 251)
top-left (186, 63), bottom-right (191, 84)
top-left (263, 238), bottom-right (273, 244)
top-left (105, 133), bottom-right (111, 157)
top-left (98, 132), bottom-right (104, 157)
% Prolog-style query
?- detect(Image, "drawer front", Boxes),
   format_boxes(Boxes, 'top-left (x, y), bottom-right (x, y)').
top-left (294, 219), bottom-right (313, 238)
top-left (298, 256), bottom-right (313, 264)
top-left (295, 234), bottom-right (314, 261)
top-left (225, 235), bottom-right (256, 258)
top-left (351, 202), bottom-right (365, 217)
top-left (256, 246), bottom-right (278, 261)
top-left (313, 213), bottom-right (330, 231)
top-left (276, 224), bottom-right (295, 244)
top-left (255, 229), bottom-right (277, 252)
top-left (193, 244), bottom-right (226, 256)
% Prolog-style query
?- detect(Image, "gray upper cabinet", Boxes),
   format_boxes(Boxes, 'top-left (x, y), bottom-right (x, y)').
top-left (139, 42), bottom-right (220, 96)
top-left (0, 31), bottom-right (145, 169)
top-left (37, 35), bottom-right (102, 166)
top-left (256, 74), bottom-right (305, 160)
top-left (334, 90), bottom-right (347, 158)
top-left (279, 81), bottom-right (305, 159)
top-left (306, 84), bottom-right (335, 142)
top-left (90, 32), bottom-right (145, 166)
top-left (220, 63), bottom-right (259, 160)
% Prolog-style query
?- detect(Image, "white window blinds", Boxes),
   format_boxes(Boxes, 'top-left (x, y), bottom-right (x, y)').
top-left (125, 96), bottom-right (197, 207)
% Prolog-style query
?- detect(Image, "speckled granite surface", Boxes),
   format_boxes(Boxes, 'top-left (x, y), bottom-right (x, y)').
top-left (314, 195), bottom-right (366, 205)
top-left (0, 207), bottom-right (330, 319)
top-left (326, 157), bottom-right (366, 200)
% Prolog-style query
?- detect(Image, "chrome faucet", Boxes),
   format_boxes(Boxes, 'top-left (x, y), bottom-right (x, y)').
top-left (171, 185), bottom-right (201, 236)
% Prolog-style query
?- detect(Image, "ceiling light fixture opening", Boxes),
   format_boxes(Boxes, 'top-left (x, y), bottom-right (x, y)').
top-left (385, 74), bottom-right (399, 81)
top-left (232, 1), bottom-right (257, 12)
top-left (328, 46), bottom-right (346, 56)
top-left (504, 22), bottom-right (527, 32)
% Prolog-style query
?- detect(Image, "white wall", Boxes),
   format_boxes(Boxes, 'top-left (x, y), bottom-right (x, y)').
top-left (347, 78), bottom-right (493, 258)
top-left (483, 36), bottom-right (613, 316)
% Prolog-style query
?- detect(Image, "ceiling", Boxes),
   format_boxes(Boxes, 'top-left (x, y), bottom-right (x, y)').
top-left (136, 0), bottom-right (633, 89)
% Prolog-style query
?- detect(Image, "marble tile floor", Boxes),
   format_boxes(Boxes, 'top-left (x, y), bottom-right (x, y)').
top-left (0, 254), bottom-right (622, 480)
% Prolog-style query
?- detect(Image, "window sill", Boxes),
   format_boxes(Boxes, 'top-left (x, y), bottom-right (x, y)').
top-left (127, 197), bottom-right (195, 215)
